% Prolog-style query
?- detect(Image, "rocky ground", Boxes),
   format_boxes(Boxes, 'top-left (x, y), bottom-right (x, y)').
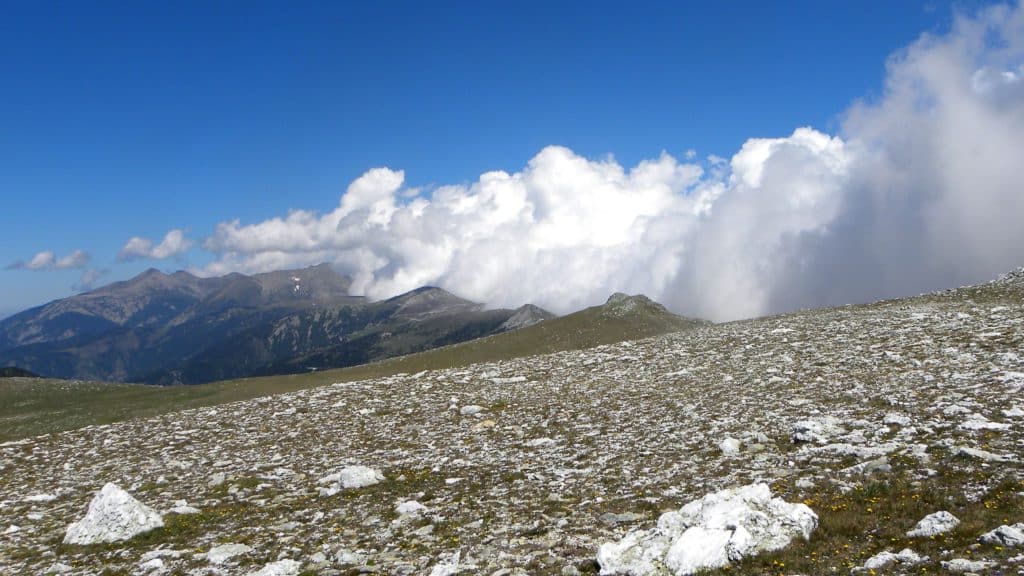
top-left (1, 272), bottom-right (1023, 575)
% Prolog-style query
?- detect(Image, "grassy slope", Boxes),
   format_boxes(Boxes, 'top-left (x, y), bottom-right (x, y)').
top-left (0, 298), bottom-right (703, 442)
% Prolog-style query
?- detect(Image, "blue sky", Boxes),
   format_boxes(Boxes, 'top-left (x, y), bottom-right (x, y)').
top-left (2, 0), bottom-right (1019, 320)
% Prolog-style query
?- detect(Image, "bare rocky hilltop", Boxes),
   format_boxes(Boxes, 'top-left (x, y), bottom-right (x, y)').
top-left (1, 271), bottom-right (1023, 575)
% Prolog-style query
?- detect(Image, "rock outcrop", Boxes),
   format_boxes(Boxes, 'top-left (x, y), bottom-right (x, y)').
top-left (980, 523), bottom-right (1024, 547)
top-left (597, 483), bottom-right (817, 575)
top-left (63, 483), bottom-right (163, 545)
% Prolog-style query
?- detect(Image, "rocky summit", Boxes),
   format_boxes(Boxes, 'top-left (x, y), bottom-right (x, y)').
top-left (0, 271), bottom-right (1023, 575)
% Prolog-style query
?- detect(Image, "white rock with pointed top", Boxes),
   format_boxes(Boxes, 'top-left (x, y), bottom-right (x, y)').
top-left (63, 483), bottom-right (164, 545)
top-left (597, 483), bottom-right (817, 575)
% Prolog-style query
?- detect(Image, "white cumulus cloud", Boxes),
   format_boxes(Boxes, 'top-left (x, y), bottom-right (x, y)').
top-left (119, 229), bottom-right (193, 261)
top-left (200, 3), bottom-right (1024, 321)
top-left (7, 249), bottom-right (91, 271)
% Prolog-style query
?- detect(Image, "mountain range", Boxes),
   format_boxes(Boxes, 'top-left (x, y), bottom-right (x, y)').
top-left (0, 264), bottom-right (559, 385)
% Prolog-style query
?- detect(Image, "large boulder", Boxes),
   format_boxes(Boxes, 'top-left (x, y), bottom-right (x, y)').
top-left (597, 483), bottom-right (817, 575)
top-left (63, 483), bottom-right (164, 545)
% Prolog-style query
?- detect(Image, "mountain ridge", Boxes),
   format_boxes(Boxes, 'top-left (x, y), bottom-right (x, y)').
top-left (0, 265), bottom-right (562, 384)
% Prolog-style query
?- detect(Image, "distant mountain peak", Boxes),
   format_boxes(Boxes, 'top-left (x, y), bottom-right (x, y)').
top-left (601, 293), bottom-right (667, 318)
top-left (498, 304), bottom-right (556, 331)
top-left (391, 286), bottom-right (482, 319)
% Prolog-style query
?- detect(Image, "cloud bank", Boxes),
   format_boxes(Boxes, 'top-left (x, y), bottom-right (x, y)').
top-left (119, 229), bottom-right (192, 261)
top-left (202, 3), bottom-right (1024, 321)
top-left (7, 249), bottom-right (90, 271)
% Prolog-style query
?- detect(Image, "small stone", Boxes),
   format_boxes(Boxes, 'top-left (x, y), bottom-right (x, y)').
top-left (207, 543), bottom-right (253, 564)
top-left (247, 559), bottom-right (302, 576)
top-left (883, 413), bottom-right (912, 426)
top-left (718, 437), bottom-right (741, 454)
top-left (168, 499), bottom-right (200, 515)
top-left (318, 465), bottom-right (384, 496)
top-left (940, 558), bottom-right (995, 572)
top-left (396, 500), bottom-right (428, 516)
top-left (137, 558), bottom-right (164, 572)
top-left (855, 548), bottom-right (926, 572)
top-left (599, 512), bottom-right (643, 526)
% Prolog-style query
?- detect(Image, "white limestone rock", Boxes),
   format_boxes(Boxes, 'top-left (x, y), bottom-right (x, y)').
top-left (247, 559), bottom-right (301, 576)
top-left (718, 437), bottom-right (741, 455)
top-left (958, 414), bottom-right (1011, 431)
top-left (791, 417), bottom-right (843, 443)
top-left (955, 446), bottom-right (1015, 463)
top-left (396, 500), bottom-right (428, 516)
top-left (63, 483), bottom-right (163, 545)
top-left (597, 483), bottom-right (817, 575)
top-left (167, 499), bottom-right (199, 515)
top-left (317, 465), bottom-right (384, 496)
top-left (429, 550), bottom-right (461, 576)
top-left (883, 413), bottom-right (912, 426)
top-left (906, 511), bottom-right (959, 537)
top-left (854, 548), bottom-right (925, 573)
top-left (137, 558), bottom-right (164, 572)
top-left (940, 558), bottom-right (995, 572)
top-left (207, 543), bottom-right (253, 564)
top-left (980, 523), bottom-right (1024, 547)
